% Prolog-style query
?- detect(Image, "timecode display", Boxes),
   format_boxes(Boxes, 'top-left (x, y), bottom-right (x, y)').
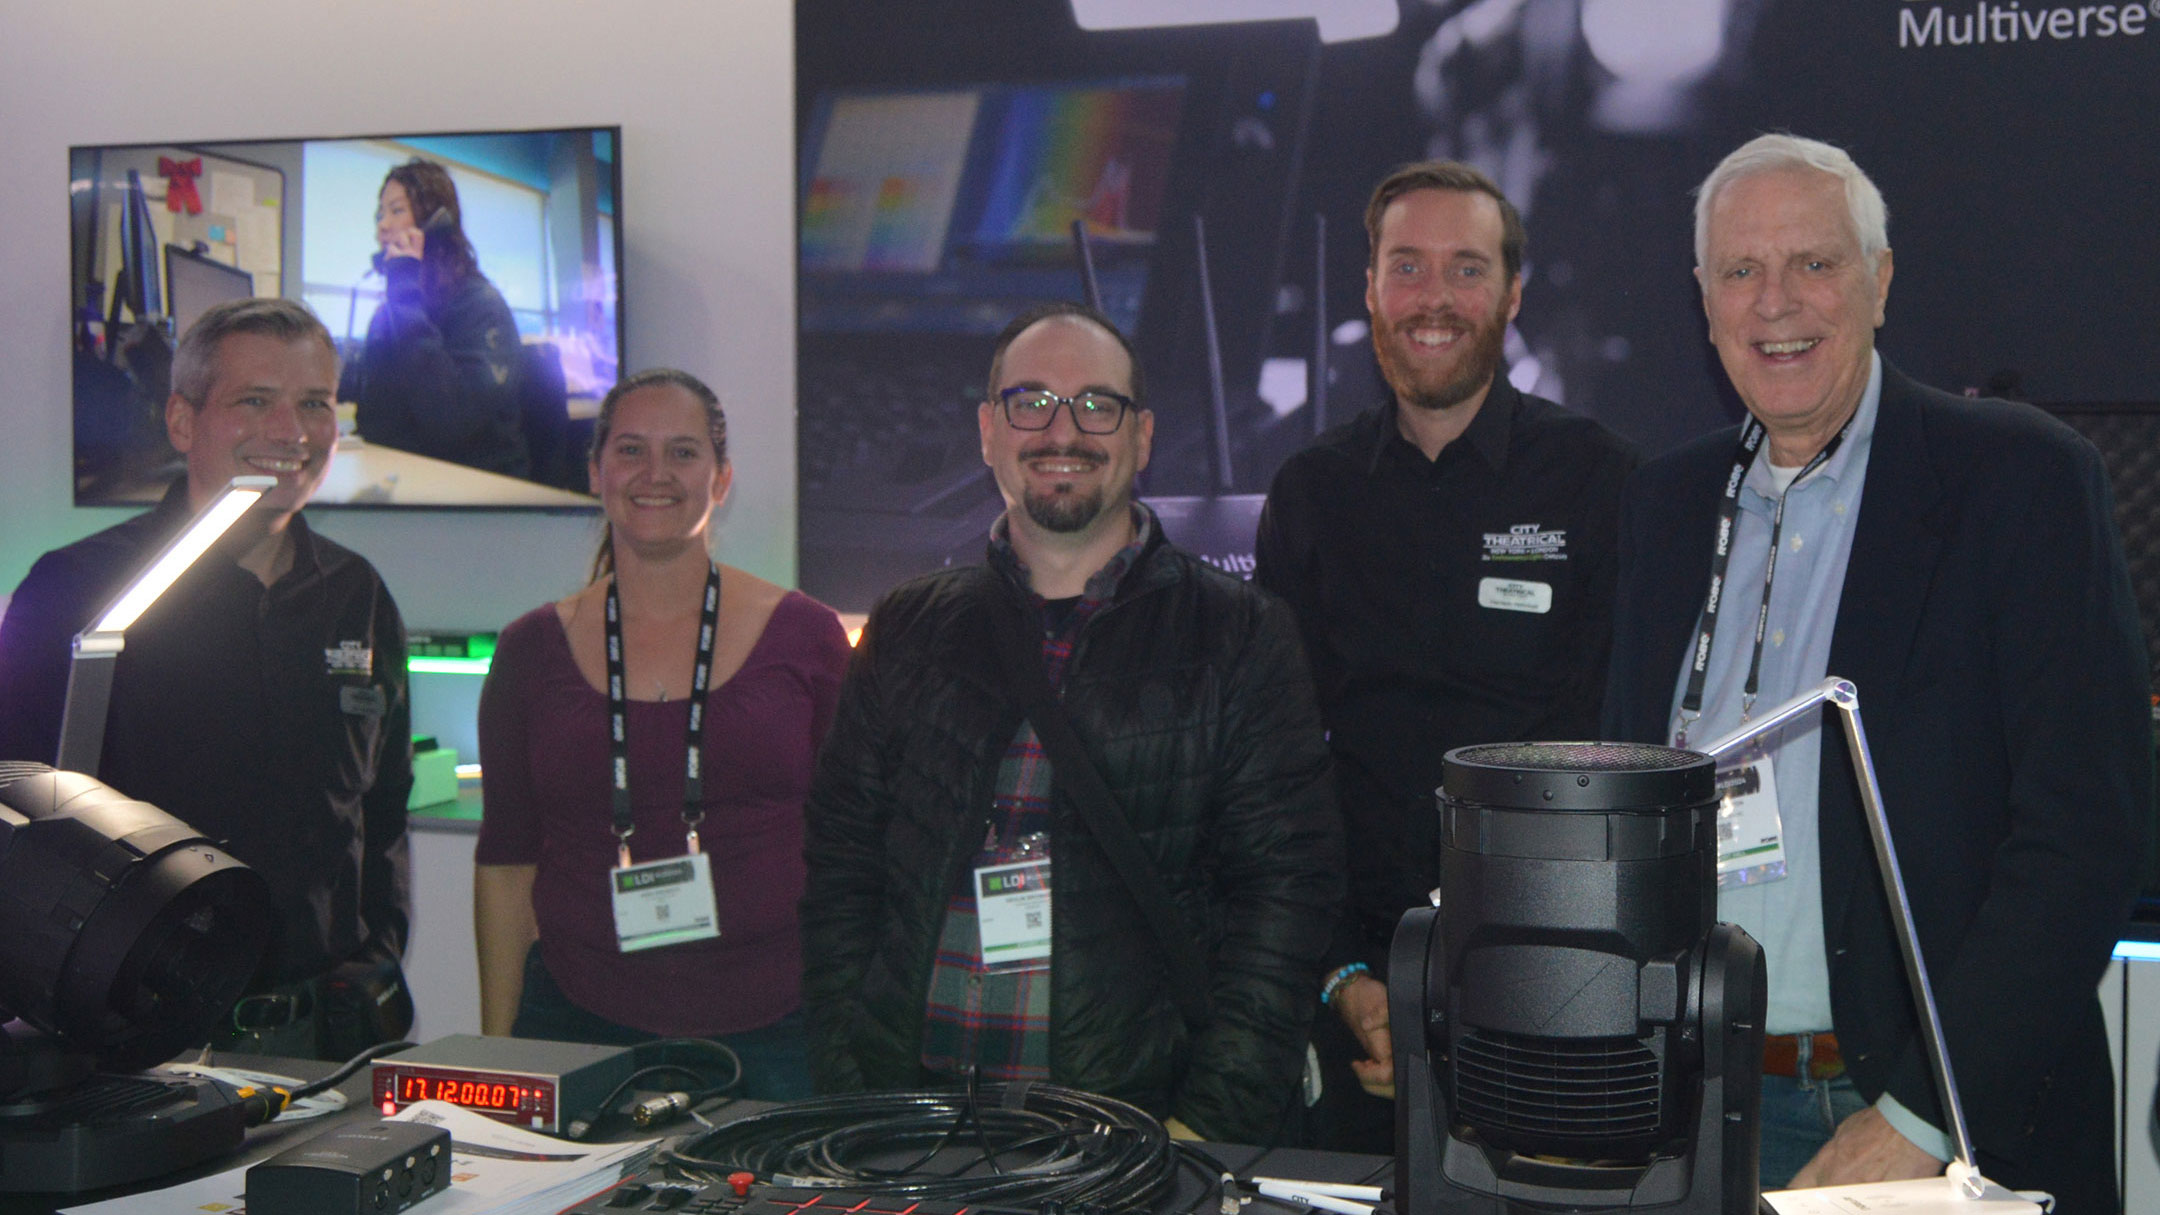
top-left (396, 1074), bottom-right (531, 1111)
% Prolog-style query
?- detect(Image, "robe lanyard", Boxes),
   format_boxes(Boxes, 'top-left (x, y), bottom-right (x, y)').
top-left (605, 564), bottom-right (722, 867)
top-left (1674, 415), bottom-right (1851, 749)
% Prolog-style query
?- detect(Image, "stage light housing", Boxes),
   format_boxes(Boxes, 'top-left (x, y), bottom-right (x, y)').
top-left (1392, 741), bottom-right (1764, 1215)
top-left (0, 762), bottom-right (271, 1084)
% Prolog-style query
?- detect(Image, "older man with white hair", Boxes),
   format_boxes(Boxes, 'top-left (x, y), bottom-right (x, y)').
top-left (1602, 134), bottom-right (2148, 1206)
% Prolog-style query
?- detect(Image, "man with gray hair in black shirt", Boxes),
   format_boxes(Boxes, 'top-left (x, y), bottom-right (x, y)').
top-left (0, 297), bottom-right (413, 1060)
top-left (1255, 161), bottom-right (1638, 1151)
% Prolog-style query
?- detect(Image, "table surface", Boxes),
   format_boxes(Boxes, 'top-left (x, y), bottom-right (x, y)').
top-left (0, 1053), bottom-right (1387, 1215)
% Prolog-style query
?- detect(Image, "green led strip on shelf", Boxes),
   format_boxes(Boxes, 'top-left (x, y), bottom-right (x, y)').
top-left (408, 656), bottom-right (492, 675)
top-left (406, 633), bottom-right (497, 676)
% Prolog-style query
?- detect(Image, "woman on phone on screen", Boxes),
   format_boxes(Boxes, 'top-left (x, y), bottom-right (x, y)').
top-left (344, 157), bottom-right (530, 479)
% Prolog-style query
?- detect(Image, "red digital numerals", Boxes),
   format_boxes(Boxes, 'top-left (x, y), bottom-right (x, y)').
top-left (393, 1073), bottom-right (529, 1112)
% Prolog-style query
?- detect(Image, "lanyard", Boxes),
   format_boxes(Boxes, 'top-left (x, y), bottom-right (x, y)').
top-left (1675, 415), bottom-right (1850, 747)
top-left (604, 564), bottom-right (722, 867)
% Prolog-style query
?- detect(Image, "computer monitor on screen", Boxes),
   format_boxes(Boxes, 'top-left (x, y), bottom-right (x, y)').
top-left (113, 170), bottom-right (164, 325)
top-left (164, 246), bottom-right (254, 341)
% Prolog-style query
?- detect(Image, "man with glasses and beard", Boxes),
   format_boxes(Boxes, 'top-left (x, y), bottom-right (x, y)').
top-left (802, 302), bottom-right (1342, 1144)
top-left (1254, 162), bottom-right (1638, 1151)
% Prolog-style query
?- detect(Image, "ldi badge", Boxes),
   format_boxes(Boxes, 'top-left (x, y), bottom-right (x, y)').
top-left (324, 640), bottom-right (373, 677)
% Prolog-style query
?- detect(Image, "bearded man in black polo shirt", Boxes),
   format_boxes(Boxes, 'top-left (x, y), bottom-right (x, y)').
top-left (0, 297), bottom-right (413, 1060)
top-left (1254, 161), bottom-right (1639, 1151)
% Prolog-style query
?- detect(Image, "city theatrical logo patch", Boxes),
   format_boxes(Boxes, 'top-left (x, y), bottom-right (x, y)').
top-left (1482, 523), bottom-right (1569, 561)
top-left (1899, 0), bottom-right (2153, 46)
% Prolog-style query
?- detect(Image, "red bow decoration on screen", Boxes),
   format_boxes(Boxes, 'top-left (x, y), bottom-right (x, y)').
top-left (158, 157), bottom-right (204, 215)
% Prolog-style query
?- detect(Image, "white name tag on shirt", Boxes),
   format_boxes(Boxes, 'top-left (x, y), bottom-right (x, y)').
top-left (1477, 577), bottom-right (1552, 614)
top-left (1716, 754), bottom-right (1788, 888)
top-left (609, 853), bottom-right (721, 952)
top-left (975, 858), bottom-right (1052, 970)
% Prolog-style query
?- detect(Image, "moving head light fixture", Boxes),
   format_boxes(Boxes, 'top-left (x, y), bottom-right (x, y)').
top-left (1391, 740), bottom-right (1765, 1215)
top-left (0, 474), bottom-right (288, 1193)
top-left (0, 762), bottom-right (272, 1193)
top-left (1395, 678), bottom-right (2020, 1213)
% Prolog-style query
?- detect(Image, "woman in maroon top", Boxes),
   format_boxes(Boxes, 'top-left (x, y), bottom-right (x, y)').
top-left (474, 368), bottom-right (848, 1098)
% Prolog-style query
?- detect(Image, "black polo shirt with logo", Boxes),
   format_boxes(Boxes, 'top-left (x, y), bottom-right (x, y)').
top-left (1255, 376), bottom-right (1639, 971)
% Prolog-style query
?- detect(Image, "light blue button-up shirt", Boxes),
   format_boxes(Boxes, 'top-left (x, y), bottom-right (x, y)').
top-left (1662, 354), bottom-right (1949, 1159)
top-left (1668, 354), bottom-right (1879, 1035)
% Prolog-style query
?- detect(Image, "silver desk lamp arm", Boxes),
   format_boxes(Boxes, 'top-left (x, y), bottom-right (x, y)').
top-left (55, 475), bottom-right (277, 775)
top-left (1698, 676), bottom-right (1986, 1201)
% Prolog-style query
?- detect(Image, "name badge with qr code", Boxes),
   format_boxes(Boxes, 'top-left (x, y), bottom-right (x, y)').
top-left (1715, 754), bottom-right (1788, 889)
top-left (609, 854), bottom-right (720, 952)
top-left (975, 858), bottom-right (1051, 970)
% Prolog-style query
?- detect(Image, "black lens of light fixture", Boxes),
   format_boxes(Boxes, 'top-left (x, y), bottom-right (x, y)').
top-left (0, 762), bottom-right (271, 1077)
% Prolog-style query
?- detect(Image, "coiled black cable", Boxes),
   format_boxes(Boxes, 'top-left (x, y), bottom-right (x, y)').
top-left (664, 1080), bottom-right (1179, 1212)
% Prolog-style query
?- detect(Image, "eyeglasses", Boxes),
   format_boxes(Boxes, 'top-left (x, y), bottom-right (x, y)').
top-left (996, 386), bottom-right (1135, 435)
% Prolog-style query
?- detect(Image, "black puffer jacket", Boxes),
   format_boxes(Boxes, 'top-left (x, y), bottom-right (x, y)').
top-left (801, 528), bottom-right (1342, 1143)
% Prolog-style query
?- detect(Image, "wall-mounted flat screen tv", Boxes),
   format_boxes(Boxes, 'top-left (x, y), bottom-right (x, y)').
top-left (70, 126), bottom-right (622, 510)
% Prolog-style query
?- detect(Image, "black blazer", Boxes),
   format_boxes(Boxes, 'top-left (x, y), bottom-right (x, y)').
top-left (1603, 361), bottom-right (2150, 1207)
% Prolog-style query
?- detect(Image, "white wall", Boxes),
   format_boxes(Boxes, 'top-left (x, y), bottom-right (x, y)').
top-left (406, 827), bottom-right (483, 1041)
top-left (0, 0), bottom-right (798, 629)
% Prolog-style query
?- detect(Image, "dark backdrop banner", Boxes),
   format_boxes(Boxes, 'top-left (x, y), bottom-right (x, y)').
top-left (795, 0), bottom-right (2160, 614)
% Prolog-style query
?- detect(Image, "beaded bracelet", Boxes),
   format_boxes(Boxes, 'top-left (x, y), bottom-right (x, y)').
top-left (1319, 961), bottom-right (1370, 1006)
